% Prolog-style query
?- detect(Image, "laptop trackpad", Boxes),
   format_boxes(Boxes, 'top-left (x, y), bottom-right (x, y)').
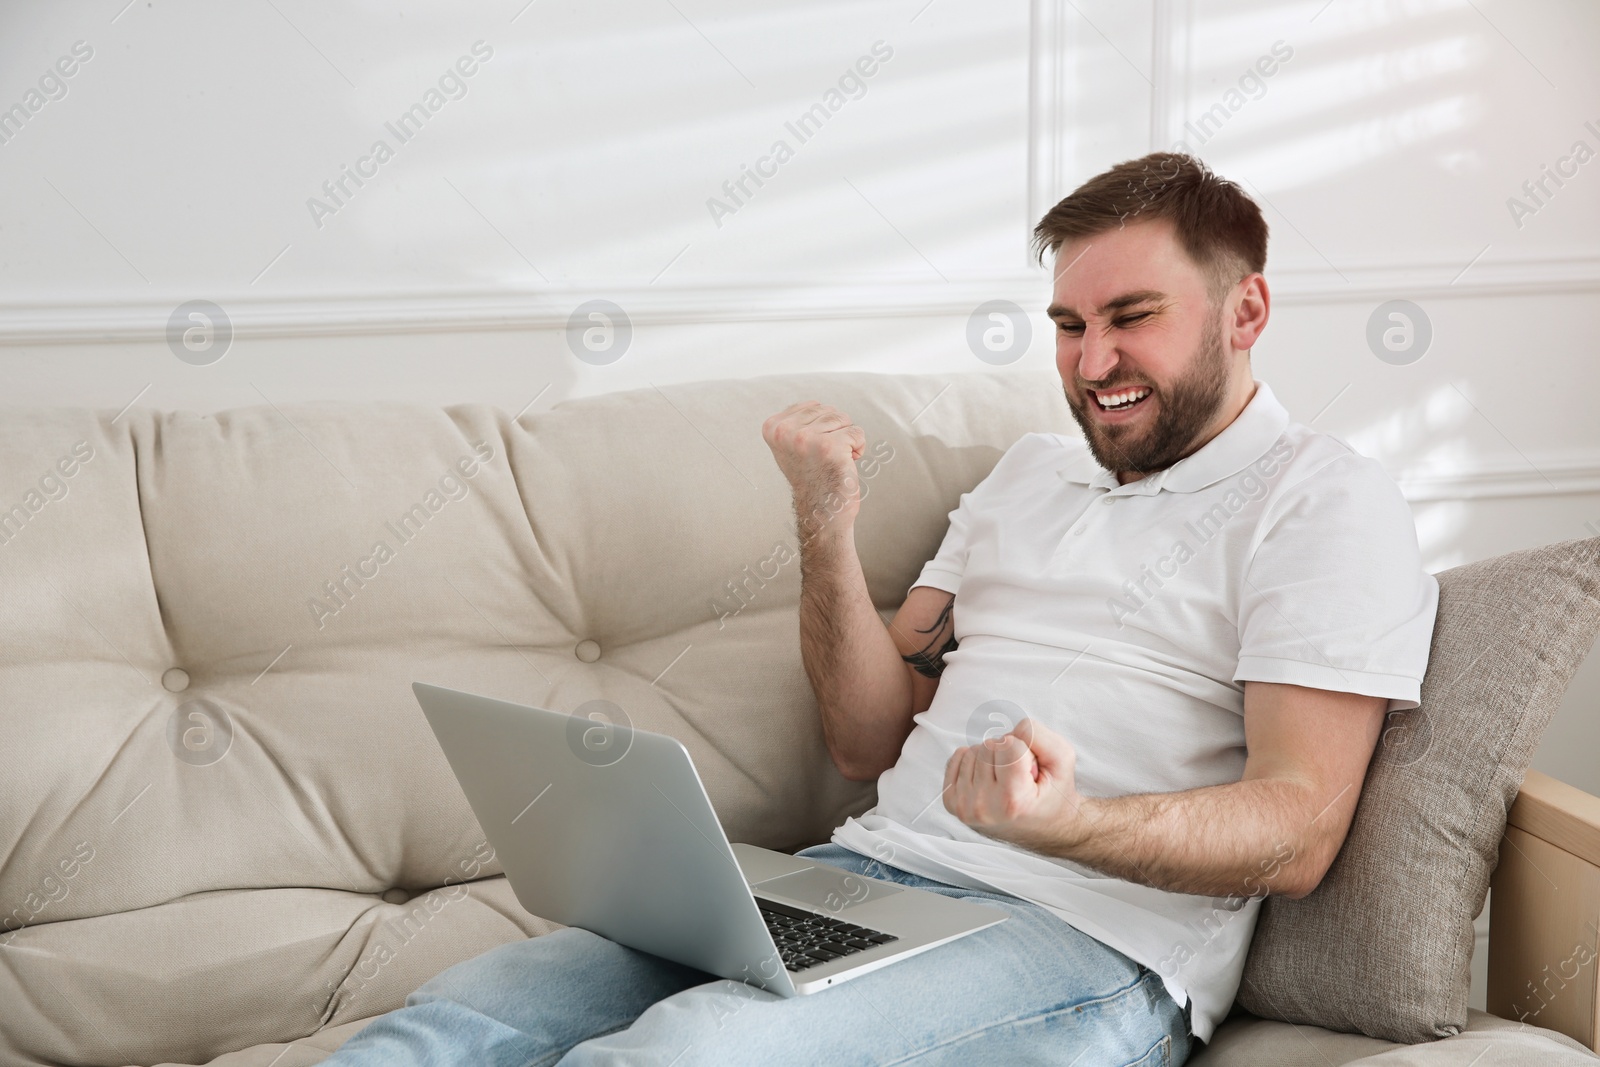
top-left (754, 865), bottom-right (903, 911)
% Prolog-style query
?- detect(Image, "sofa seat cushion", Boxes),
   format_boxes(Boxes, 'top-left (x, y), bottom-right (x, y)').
top-left (144, 1004), bottom-right (1599, 1065)
top-left (1, 876), bottom-right (555, 1066)
top-left (1188, 1008), bottom-right (1599, 1066)
top-left (149, 1019), bottom-right (378, 1067)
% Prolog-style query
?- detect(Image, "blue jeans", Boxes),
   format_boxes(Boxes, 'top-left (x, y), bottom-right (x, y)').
top-left (320, 843), bottom-right (1193, 1066)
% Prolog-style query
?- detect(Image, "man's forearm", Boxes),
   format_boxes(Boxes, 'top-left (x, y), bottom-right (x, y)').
top-left (796, 527), bottom-right (913, 780)
top-left (945, 686), bottom-right (1384, 901)
top-left (1030, 776), bottom-right (1347, 900)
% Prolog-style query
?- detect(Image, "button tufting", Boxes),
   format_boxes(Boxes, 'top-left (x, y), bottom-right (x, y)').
top-left (161, 668), bottom-right (191, 693)
top-left (574, 639), bottom-right (601, 663)
top-left (381, 888), bottom-right (409, 905)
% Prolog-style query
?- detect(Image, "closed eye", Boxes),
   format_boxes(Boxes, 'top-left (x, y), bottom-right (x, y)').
top-left (1057, 311), bottom-right (1153, 336)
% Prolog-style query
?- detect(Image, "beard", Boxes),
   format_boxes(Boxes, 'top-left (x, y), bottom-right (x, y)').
top-left (1064, 307), bottom-right (1232, 476)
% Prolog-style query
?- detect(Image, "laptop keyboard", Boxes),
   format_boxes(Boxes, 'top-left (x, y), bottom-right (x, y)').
top-left (757, 897), bottom-right (899, 972)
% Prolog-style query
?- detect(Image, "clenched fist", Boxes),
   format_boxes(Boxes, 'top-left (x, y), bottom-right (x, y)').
top-left (762, 400), bottom-right (868, 544)
top-left (943, 718), bottom-right (1089, 854)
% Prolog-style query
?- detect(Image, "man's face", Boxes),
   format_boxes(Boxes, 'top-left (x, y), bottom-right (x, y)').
top-left (1048, 218), bottom-right (1243, 477)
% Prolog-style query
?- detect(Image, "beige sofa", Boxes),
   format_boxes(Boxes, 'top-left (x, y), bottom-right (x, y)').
top-left (0, 369), bottom-right (1595, 1066)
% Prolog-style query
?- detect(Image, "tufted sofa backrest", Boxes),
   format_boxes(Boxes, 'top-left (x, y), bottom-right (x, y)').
top-left (0, 369), bottom-right (1072, 1066)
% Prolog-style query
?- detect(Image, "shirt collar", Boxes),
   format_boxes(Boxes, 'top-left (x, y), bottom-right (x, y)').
top-left (1056, 379), bottom-right (1291, 495)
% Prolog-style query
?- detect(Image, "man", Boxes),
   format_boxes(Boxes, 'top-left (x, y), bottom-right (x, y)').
top-left (321, 153), bottom-right (1437, 1065)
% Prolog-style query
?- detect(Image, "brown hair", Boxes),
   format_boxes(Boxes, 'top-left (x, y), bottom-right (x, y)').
top-left (1031, 152), bottom-right (1268, 303)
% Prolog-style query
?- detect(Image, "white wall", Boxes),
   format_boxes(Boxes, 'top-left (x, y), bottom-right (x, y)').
top-left (1, 0), bottom-right (1596, 1015)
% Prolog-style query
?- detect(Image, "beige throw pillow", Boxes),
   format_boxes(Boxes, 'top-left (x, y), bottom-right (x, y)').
top-left (1236, 536), bottom-right (1600, 1043)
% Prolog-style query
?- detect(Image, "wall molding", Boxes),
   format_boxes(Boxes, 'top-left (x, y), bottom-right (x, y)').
top-left (0, 249), bottom-right (1596, 344)
top-left (1268, 253), bottom-right (1600, 304)
top-left (0, 274), bottom-right (1058, 344)
top-left (1148, 0), bottom-right (1195, 153)
top-left (1394, 454), bottom-right (1600, 503)
top-left (1028, 0), bottom-right (1072, 237)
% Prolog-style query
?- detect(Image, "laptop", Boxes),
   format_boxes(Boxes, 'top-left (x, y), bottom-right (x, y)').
top-left (411, 682), bottom-right (1008, 995)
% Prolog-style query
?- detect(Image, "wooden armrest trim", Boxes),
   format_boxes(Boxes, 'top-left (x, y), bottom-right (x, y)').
top-left (1488, 825), bottom-right (1600, 1052)
top-left (1508, 768), bottom-right (1600, 869)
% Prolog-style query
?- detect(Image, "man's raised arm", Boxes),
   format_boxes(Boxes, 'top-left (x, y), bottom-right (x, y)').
top-left (762, 401), bottom-right (957, 781)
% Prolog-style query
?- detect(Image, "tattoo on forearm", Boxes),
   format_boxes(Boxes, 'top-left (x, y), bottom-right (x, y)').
top-left (901, 597), bottom-right (958, 678)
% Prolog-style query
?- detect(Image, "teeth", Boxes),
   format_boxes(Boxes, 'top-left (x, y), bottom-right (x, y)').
top-left (1097, 387), bottom-right (1151, 409)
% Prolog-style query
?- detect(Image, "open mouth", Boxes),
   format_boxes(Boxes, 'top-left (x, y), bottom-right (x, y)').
top-left (1089, 386), bottom-right (1153, 414)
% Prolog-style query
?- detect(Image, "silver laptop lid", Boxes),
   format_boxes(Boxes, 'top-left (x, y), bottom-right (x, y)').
top-left (411, 682), bottom-right (791, 994)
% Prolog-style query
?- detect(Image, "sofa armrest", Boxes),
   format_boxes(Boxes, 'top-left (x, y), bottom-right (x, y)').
top-left (1487, 768), bottom-right (1600, 1053)
top-left (1505, 769), bottom-right (1600, 868)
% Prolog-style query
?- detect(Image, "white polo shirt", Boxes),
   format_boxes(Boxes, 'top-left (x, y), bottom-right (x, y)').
top-left (832, 379), bottom-right (1438, 1044)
